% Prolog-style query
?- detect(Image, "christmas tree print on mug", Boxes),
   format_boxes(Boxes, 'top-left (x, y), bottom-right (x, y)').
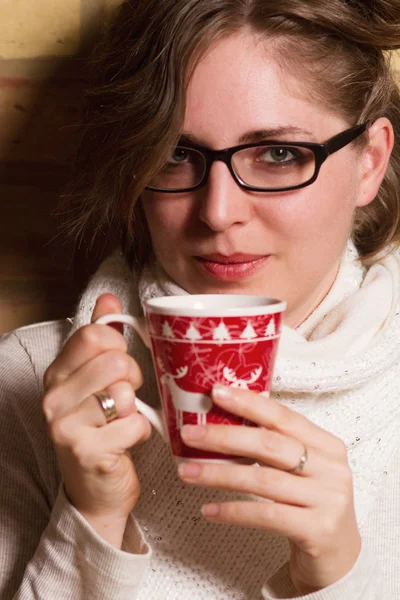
top-left (96, 294), bottom-right (286, 463)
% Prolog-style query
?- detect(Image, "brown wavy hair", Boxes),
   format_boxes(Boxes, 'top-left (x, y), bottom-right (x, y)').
top-left (63, 0), bottom-right (400, 268)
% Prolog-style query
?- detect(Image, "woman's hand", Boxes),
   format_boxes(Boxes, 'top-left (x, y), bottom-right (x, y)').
top-left (178, 385), bottom-right (361, 594)
top-left (42, 294), bottom-right (151, 548)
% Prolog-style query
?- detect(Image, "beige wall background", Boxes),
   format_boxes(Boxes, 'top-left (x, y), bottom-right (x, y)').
top-left (0, 0), bottom-right (122, 334)
top-left (0, 3), bottom-right (399, 334)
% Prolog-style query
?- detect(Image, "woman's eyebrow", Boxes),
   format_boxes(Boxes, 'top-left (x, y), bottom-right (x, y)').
top-left (178, 126), bottom-right (316, 147)
top-left (238, 127), bottom-right (315, 144)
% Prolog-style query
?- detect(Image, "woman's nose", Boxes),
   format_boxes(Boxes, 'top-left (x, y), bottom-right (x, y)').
top-left (198, 161), bottom-right (253, 232)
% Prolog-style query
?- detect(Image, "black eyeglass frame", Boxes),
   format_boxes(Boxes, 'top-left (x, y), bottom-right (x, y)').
top-left (146, 121), bottom-right (371, 193)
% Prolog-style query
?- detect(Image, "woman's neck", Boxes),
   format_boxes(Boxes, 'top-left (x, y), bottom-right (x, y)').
top-left (283, 261), bottom-right (340, 330)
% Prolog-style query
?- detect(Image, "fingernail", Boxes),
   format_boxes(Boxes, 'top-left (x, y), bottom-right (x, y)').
top-left (181, 425), bottom-right (206, 440)
top-left (201, 503), bottom-right (220, 517)
top-left (178, 462), bottom-right (201, 479)
top-left (212, 384), bottom-right (236, 403)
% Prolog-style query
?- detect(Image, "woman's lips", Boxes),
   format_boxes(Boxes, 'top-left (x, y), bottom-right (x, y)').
top-left (194, 253), bottom-right (270, 282)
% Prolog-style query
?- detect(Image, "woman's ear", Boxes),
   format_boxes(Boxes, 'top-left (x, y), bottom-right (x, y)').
top-left (356, 117), bottom-right (394, 208)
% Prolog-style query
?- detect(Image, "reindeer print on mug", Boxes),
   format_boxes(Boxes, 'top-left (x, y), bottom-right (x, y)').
top-left (146, 310), bottom-right (283, 458)
top-left (147, 312), bottom-right (281, 452)
top-left (158, 359), bottom-right (213, 428)
top-left (157, 358), bottom-right (264, 429)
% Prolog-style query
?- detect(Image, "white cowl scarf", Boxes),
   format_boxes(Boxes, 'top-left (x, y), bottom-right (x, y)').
top-left (70, 240), bottom-right (400, 532)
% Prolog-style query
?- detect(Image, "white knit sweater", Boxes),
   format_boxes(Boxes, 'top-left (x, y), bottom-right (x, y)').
top-left (1, 242), bottom-right (400, 599)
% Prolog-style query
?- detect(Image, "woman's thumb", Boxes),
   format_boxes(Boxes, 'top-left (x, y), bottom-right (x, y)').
top-left (91, 294), bottom-right (124, 333)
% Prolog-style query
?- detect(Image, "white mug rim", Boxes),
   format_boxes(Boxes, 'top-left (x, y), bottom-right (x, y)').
top-left (145, 294), bottom-right (286, 317)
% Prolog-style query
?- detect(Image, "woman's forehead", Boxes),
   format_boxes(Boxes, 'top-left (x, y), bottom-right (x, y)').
top-left (183, 32), bottom-right (346, 146)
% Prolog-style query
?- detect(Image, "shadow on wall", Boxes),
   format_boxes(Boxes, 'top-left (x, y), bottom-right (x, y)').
top-left (0, 0), bottom-right (121, 335)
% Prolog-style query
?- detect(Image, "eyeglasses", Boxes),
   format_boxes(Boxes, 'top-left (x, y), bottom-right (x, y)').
top-left (146, 122), bottom-right (370, 193)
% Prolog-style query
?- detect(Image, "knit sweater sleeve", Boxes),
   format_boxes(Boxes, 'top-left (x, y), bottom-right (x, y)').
top-left (261, 541), bottom-right (386, 599)
top-left (0, 327), bottom-right (151, 600)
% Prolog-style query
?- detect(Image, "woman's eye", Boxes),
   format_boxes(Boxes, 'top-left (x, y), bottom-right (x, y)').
top-left (270, 148), bottom-right (291, 162)
top-left (167, 148), bottom-right (190, 165)
top-left (258, 147), bottom-right (301, 163)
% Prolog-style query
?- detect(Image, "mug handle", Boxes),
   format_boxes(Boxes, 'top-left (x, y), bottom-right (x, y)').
top-left (95, 313), bottom-right (168, 442)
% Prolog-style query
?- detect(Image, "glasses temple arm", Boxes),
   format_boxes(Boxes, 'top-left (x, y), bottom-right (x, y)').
top-left (325, 122), bottom-right (370, 156)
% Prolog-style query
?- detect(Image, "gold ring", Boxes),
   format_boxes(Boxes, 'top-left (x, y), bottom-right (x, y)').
top-left (94, 390), bottom-right (118, 424)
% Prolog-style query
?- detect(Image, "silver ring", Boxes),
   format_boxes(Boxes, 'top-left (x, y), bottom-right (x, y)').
top-left (290, 446), bottom-right (308, 475)
top-left (94, 390), bottom-right (118, 424)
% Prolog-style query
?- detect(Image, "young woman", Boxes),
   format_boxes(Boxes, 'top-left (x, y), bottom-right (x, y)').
top-left (1, 1), bottom-right (400, 598)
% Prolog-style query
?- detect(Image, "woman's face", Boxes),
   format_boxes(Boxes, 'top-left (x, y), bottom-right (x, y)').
top-left (142, 32), bottom-right (368, 327)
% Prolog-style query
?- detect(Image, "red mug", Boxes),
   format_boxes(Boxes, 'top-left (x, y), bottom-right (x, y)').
top-left (96, 294), bottom-right (286, 463)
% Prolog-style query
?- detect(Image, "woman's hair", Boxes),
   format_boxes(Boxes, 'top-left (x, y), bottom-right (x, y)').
top-left (63, 0), bottom-right (400, 268)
